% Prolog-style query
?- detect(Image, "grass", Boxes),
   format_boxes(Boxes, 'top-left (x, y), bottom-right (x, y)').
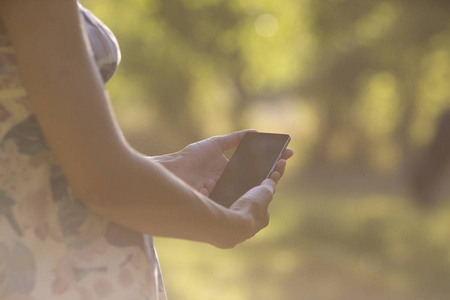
top-left (155, 184), bottom-right (450, 300)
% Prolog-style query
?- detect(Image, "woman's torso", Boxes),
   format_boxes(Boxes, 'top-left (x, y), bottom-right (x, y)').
top-left (0, 4), bottom-right (166, 300)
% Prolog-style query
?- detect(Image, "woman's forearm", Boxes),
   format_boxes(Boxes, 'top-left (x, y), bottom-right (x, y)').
top-left (84, 149), bottom-right (245, 247)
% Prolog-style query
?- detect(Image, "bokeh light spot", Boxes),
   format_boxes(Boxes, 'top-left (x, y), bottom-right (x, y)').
top-left (254, 14), bottom-right (279, 38)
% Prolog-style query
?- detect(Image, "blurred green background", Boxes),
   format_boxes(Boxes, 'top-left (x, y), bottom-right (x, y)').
top-left (82, 0), bottom-right (450, 299)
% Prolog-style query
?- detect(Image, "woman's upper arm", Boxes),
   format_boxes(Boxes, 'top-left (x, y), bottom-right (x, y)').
top-left (0, 0), bottom-right (131, 199)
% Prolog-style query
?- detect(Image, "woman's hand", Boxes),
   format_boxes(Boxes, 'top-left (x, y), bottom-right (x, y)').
top-left (212, 178), bottom-right (278, 248)
top-left (153, 131), bottom-right (293, 248)
top-left (153, 130), bottom-right (294, 195)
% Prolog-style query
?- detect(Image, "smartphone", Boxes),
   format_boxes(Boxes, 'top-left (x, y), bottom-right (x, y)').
top-left (209, 132), bottom-right (291, 208)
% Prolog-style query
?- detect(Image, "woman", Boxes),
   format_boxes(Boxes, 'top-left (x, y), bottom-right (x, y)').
top-left (0, 0), bottom-right (293, 299)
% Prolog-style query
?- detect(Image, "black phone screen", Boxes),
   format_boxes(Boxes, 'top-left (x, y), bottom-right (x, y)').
top-left (209, 132), bottom-right (290, 208)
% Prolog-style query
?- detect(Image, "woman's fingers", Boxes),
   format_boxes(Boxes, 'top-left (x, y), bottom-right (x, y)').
top-left (273, 160), bottom-right (286, 179)
top-left (261, 178), bottom-right (276, 194)
top-left (231, 178), bottom-right (276, 230)
top-left (282, 148), bottom-right (294, 160)
top-left (199, 187), bottom-right (209, 196)
top-left (236, 179), bottom-right (275, 208)
top-left (271, 149), bottom-right (293, 180)
top-left (204, 178), bottom-right (216, 193)
top-left (198, 178), bottom-right (217, 196)
top-left (210, 129), bottom-right (257, 152)
top-left (269, 170), bottom-right (282, 183)
top-left (213, 179), bottom-right (277, 248)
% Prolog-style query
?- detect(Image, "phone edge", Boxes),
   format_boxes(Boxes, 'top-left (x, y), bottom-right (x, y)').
top-left (265, 135), bottom-right (291, 180)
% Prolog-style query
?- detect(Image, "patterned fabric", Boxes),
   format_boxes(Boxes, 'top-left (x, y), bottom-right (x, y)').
top-left (0, 3), bottom-right (167, 300)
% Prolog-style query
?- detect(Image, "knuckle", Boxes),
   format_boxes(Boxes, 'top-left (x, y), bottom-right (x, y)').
top-left (230, 197), bottom-right (251, 212)
top-left (259, 186), bottom-right (274, 200)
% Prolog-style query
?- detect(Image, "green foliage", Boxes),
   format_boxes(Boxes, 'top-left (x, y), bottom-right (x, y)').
top-left (79, 1), bottom-right (450, 298)
top-left (82, 0), bottom-right (450, 169)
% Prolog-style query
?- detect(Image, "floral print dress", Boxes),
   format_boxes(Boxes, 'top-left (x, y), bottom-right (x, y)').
top-left (0, 3), bottom-right (167, 300)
